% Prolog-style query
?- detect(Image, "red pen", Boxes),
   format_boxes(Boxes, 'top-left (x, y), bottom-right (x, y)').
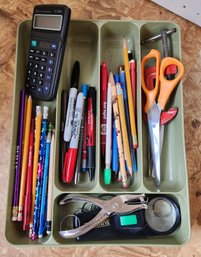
top-left (23, 118), bottom-right (34, 231)
top-left (63, 92), bottom-right (84, 183)
top-left (81, 107), bottom-right (88, 172)
top-left (100, 62), bottom-right (108, 158)
top-left (87, 87), bottom-right (96, 181)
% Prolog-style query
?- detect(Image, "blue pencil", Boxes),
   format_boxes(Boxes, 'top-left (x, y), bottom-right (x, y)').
top-left (38, 125), bottom-right (52, 238)
top-left (32, 106), bottom-right (49, 240)
top-left (119, 70), bottom-right (137, 172)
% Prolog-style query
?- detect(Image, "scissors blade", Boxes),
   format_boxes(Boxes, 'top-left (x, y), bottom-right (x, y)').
top-left (147, 102), bottom-right (161, 187)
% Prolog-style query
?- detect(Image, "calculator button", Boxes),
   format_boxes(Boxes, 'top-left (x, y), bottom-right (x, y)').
top-left (30, 49), bottom-right (35, 54)
top-left (51, 43), bottom-right (57, 50)
top-left (28, 69), bottom-right (32, 75)
top-left (47, 67), bottom-right (53, 73)
top-left (41, 57), bottom-right (47, 63)
top-left (45, 75), bottom-right (52, 81)
top-left (40, 65), bottom-right (46, 71)
top-left (29, 62), bottom-right (34, 67)
top-left (27, 76), bottom-right (30, 81)
top-left (39, 72), bottom-right (45, 78)
top-left (43, 85), bottom-right (50, 95)
top-left (36, 50), bottom-right (41, 55)
top-left (32, 78), bottom-right (38, 84)
top-left (31, 40), bottom-right (39, 47)
top-left (37, 86), bottom-right (42, 93)
top-left (29, 55), bottom-right (34, 60)
top-left (30, 85), bottom-right (36, 90)
top-left (48, 59), bottom-right (54, 65)
top-left (50, 52), bottom-right (56, 57)
top-left (38, 79), bottom-right (44, 86)
top-left (42, 51), bottom-right (48, 56)
top-left (34, 64), bottom-right (39, 69)
top-left (35, 56), bottom-right (41, 62)
top-left (33, 71), bottom-right (38, 77)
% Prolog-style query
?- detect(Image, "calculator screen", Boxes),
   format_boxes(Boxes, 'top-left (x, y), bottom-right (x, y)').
top-left (33, 14), bottom-right (62, 31)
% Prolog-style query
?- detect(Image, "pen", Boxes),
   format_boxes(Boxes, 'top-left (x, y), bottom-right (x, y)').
top-left (74, 84), bottom-right (88, 184)
top-left (60, 90), bottom-right (68, 180)
top-left (23, 117), bottom-right (34, 231)
top-left (46, 130), bottom-right (55, 235)
top-left (110, 72), bottom-right (128, 188)
top-left (123, 36), bottom-right (138, 149)
top-left (63, 61), bottom-right (80, 143)
top-left (116, 82), bottom-right (132, 176)
top-left (29, 106), bottom-right (42, 237)
top-left (104, 81), bottom-right (112, 185)
top-left (12, 90), bottom-right (26, 221)
top-left (81, 105), bottom-right (88, 173)
top-left (38, 124), bottom-right (53, 238)
top-left (119, 69), bottom-right (137, 172)
top-left (129, 58), bottom-right (136, 118)
top-left (100, 62), bottom-right (108, 158)
top-left (17, 95), bottom-right (32, 221)
top-left (32, 106), bottom-right (48, 240)
top-left (112, 116), bottom-right (119, 180)
top-left (87, 87), bottom-right (96, 181)
top-left (63, 92), bottom-right (84, 183)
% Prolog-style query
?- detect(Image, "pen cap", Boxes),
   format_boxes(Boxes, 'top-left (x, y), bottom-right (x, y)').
top-left (43, 106), bottom-right (49, 119)
top-left (81, 84), bottom-right (88, 98)
top-left (88, 87), bottom-right (96, 116)
top-left (70, 61), bottom-right (80, 88)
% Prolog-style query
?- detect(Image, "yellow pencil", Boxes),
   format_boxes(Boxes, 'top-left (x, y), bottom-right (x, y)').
top-left (123, 36), bottom-right (138, 148)
top-left (17, 95), bottom-right (32, 221)
top-left (110, 72), bottom-right (128, 188)
top-left (116, 82), bottom-right (132, 176)
top-left (29, 106), bottom-right (42, 237)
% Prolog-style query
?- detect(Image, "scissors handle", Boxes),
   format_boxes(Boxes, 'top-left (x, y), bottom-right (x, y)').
top-left (141, 49), bottom-right (160, 113)
top-left (158, 57), bottom-right (184, 110)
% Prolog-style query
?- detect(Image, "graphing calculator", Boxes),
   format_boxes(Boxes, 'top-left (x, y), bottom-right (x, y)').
top-left (26, 5), bottom-right (71, 101)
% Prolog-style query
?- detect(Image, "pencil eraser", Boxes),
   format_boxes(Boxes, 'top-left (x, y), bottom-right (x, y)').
top-left (104, 168), bottom-right (111, 185)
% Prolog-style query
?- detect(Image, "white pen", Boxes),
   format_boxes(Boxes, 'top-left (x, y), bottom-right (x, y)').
top-left (64, 61), bottom-right (80, 142)
top-left (104, 81), bottom-right (112, 185)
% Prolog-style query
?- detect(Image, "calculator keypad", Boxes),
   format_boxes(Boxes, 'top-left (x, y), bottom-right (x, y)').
top-left (26, 40), bottom-right (57, 96)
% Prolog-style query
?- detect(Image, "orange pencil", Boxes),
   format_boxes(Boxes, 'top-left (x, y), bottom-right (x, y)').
top-left (17, 95), bottom-right (32, 221)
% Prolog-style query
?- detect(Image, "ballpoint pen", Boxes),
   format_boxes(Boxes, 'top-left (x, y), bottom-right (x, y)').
top-left (63, 92), bottom-right (84, 183)
top-left (23, 117), bottom-right (34, 231)
top-left (74, 84), bottom-right (88, 184)
top-left (87, 87), bottom-right (96, 181)
top-left (38, 124), bottom-right (53, 238)
top-left (32, 106), bottom-right (48, 240)
top-left (12, 90), bottom-right (26, 221)
top-left (81, 106), bottom-right (88, 173)
top-left (100, 62), bottom-right (108, 158)
top-left (104, 81), bottom-right (112, 185)
top-left (17, 95), bottom-right (32, 221)
top-left (63, 61), bottom-right (80, 143)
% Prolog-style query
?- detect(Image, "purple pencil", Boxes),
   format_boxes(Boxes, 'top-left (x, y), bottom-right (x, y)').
top-left (12, 90), bottom-right (26, 221)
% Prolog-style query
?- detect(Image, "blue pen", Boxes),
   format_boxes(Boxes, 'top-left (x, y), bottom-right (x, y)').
top-left (38, 125), bottom-right (52, 238)
top-left (119, 70), bottom-right (137, 172)
top-left (32, 106), bottom-right (48, 240)
top-left (112, 116), bottom-right (119, 174)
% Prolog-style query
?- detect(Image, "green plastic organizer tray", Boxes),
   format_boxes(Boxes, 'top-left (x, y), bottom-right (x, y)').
top-left (5, 19), bottom-right (190, 246)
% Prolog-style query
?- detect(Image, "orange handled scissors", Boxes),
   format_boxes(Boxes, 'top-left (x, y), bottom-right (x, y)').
top-left (141, 49), bottom-right (184, 187)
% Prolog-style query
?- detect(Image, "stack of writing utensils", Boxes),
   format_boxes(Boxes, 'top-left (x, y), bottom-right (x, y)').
top-left (11, 90), bottom-right (55, 240)
top-left (61, 61), bottom-right (97, 184)
top-left (102, 36), bottom-right (138, 188)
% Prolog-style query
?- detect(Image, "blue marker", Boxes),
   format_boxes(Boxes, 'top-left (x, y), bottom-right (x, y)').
top-left (38, 126), bottom-right (52, 238)
top-left (119, 70), bottom-right (137, 172)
